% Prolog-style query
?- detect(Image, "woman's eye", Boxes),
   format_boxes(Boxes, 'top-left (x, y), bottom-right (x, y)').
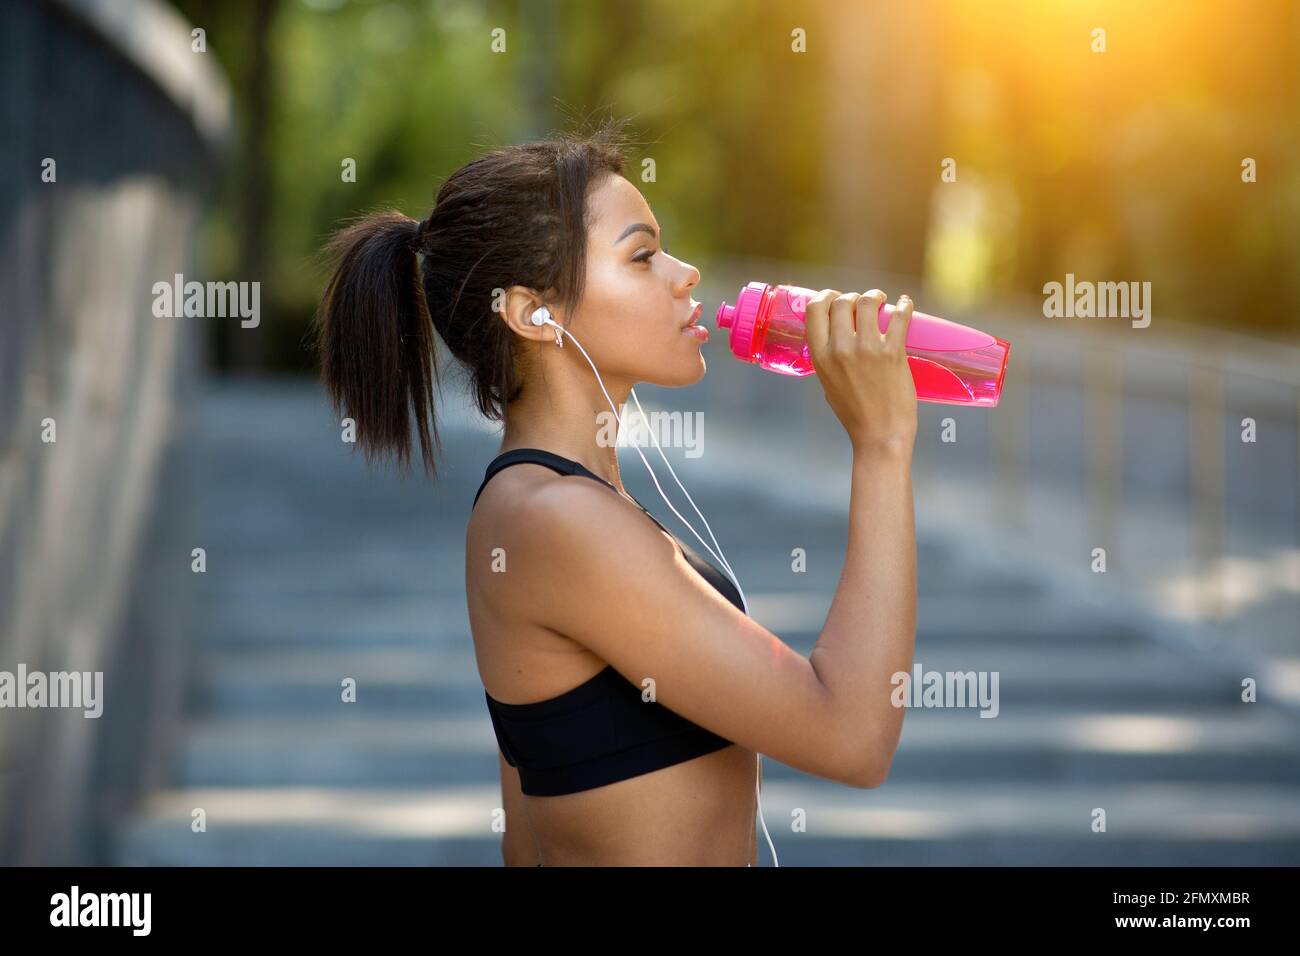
top-left (634, 246), bottom-right (668, 264)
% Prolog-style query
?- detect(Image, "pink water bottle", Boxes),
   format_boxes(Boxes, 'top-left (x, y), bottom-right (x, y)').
top-left (715, 282), bottom-right (1011, 407)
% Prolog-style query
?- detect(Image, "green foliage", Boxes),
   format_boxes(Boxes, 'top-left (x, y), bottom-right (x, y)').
top-left (174, 0), bottom-right (1300, 371)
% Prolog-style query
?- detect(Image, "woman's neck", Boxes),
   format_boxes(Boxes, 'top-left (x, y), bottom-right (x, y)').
top-left (497, 374), bottom-right (634, 493)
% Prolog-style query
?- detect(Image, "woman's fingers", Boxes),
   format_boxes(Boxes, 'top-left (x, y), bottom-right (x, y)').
top-left (828, 292), bottom-right (862, 352)
top-left (883, 293), bottom-right (913, 351)
top-left (854, 289), bottom-right (888, 350)
top-left (804, 288), bottom-right (839, 357)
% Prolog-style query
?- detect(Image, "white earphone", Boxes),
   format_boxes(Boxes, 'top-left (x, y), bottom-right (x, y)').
top-left (530, 305), bottom-right (563, 347)
top-left (524, 299), bottom-right (778, 867)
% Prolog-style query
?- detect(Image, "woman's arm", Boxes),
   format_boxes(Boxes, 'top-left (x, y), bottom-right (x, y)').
top-left (802, 288), bottom-right (920, 782)
top-left (505, 473), bottom-right (912, 785)
top-left (493, 289), bottom-right (918, 787)
top-left (808, 443), bottom-right (916, 786)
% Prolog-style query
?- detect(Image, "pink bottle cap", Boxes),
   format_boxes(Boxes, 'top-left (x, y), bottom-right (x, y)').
top-left (714, 281), bottom-right (769, 361)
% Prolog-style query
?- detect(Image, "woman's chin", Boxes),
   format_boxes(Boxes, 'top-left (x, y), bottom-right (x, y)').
top-left (650, 354), bottom-right (707, 388)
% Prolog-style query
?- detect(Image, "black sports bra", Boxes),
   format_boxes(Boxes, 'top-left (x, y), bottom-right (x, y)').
top-left (471, 447), bottom-right (744, 796)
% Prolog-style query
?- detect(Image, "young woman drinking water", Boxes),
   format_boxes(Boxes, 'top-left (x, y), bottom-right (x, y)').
top-left (311, 119), bottom-right (918, 867)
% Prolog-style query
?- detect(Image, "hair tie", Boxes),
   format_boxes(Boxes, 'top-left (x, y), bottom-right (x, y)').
top-left (409, 216), bottom-right (433, 253)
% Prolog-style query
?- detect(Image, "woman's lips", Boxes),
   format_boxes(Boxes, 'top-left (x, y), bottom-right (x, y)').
top-left (683, 314), bottom-right (708, 341)
top-left (681, 301), bottom-right (707, 341)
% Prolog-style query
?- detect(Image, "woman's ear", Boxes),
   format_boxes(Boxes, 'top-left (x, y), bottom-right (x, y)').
top-left (497, 285), bottom-right (559, 345)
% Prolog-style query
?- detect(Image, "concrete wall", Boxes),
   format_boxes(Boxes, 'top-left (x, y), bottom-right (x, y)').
top-left (0, 0), bottom-right (230, 864)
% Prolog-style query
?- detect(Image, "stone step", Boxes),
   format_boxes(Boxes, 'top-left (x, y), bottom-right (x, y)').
top-left (193, 597), bottom-right (471, 652)
top-left (113, 780), bottom-right (1300, 866)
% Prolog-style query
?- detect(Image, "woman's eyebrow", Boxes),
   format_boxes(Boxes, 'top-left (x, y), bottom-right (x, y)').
top-left (613, 222), bottom-right (658, 244)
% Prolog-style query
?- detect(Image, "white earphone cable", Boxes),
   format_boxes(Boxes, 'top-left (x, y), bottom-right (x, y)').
top-left (533, 307), bottom-right (778, 867)
top-left (547, 316), bottom-right (743, 603)
top-left (627, 386), bottom-right (746, 594)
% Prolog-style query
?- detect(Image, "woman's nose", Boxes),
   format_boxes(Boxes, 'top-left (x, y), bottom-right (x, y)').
top-left (675, 258), bottom-right (701, 292)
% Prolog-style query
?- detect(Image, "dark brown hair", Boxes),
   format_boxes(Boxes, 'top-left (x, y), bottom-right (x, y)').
top-left (311, 116), bottom-right (633, 476)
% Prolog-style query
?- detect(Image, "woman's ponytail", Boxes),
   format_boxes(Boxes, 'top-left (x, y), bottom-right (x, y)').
top-left (311, 210), bottom-right (441, 476)
top-left (311, 119), bottom-right (634, 480)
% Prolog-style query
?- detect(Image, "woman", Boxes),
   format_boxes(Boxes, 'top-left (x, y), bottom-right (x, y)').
top-left (311, 119), bottom-right (918, 866)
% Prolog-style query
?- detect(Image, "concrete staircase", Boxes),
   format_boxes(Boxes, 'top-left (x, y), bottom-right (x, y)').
top-left (113, 380), bottom-right (1300, 865)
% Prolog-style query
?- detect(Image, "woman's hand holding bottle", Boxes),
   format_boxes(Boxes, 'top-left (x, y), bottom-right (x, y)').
top-left (804, 289), bottom-right (918, 457)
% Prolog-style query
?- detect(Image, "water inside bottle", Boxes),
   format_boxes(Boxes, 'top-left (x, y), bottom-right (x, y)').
top-left (757, 285), bottom-right (1010, 406)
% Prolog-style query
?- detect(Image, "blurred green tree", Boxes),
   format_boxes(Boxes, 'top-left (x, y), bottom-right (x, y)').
top-left (172, 0), bottom-right (1299, 374)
